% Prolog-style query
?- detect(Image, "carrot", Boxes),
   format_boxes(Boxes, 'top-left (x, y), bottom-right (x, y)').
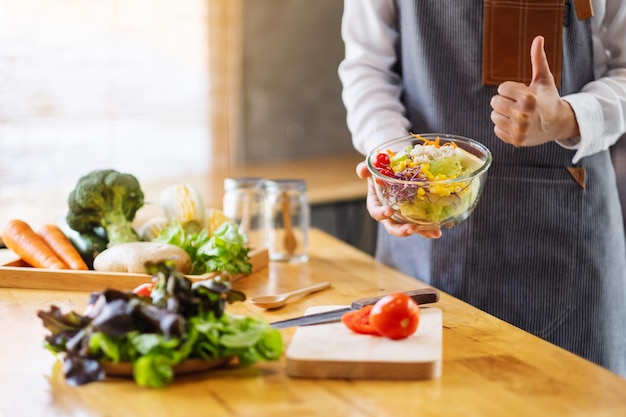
top-left (2, 219), bottom-right (69, 269)
top-left (38, 224), bottom-right (89, 270)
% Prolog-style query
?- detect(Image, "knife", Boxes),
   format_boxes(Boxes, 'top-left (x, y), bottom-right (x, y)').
top-left (269, 287), bottom-right (440, 329)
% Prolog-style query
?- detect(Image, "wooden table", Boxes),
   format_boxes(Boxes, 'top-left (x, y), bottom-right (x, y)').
top-left (1, 228), bottom-right (625, 417)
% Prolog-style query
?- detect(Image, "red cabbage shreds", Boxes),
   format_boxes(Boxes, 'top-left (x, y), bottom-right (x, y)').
top-left (382, 182), bottom-right (420, 205)
top-left (396, 166), bottom-right (426, 181)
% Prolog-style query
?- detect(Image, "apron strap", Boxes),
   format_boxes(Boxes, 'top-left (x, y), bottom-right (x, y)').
top-left (573, 0), bottom-right (594, 20)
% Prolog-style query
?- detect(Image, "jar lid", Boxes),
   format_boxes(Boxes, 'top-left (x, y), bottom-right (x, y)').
top-left (264, 179), bottom-right (307, 192)
top-left (224, 177), bottom-right (265, 191)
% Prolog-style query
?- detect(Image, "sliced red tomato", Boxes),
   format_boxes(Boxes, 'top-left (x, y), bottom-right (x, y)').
top-left (369, 293), bottom-right (420, 340)
top-left (132, 282), bottom-right (154, 297)
top-left (376, 167), bottom-right (394, 177)
top-left (341, 305), bottom-right (380, 336)
top-left (373, 152), bottom-right (391, 168)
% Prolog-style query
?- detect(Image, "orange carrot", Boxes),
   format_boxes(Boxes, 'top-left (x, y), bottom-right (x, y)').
top-left (38, 224), bottom-right (89, 270)
top-left (2, 220), bottom-right (69, 269)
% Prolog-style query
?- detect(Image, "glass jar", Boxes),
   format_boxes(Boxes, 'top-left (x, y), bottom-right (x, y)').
top-left (263, 179), bottom-right (309, 263)
top-left (223, 177), bottom-right (265, 249)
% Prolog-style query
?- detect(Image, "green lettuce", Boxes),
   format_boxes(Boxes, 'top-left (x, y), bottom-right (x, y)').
top-left (37, 261), bottom-right (283, 388)
top-left (155, 220), bottom-right (252, 275)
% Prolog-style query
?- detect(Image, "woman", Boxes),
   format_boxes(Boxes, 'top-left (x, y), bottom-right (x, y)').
top-left (339, 0), bottom-right (626, 376)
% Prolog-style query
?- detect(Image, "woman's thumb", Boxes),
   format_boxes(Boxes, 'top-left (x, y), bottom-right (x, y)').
top-left (530, 35), bottom-right (554, 86)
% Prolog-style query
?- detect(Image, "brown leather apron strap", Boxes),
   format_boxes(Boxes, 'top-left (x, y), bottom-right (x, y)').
top-left (573, 0), bottom-right (594, 20)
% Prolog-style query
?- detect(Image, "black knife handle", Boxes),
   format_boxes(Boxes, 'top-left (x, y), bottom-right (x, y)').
top-left (350, 287), bottom-right (440, 309)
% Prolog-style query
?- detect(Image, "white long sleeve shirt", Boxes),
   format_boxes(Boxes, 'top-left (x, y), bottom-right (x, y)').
top-left (339, 0), bottom-right (626, 163)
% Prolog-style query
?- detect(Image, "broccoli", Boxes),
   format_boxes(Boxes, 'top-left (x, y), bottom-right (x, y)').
top-left (66, 169), bottom-right (145, 247)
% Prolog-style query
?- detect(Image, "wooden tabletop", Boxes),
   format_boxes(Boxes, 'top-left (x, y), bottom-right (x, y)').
top-left (1, 228), bottom-right (625, 417)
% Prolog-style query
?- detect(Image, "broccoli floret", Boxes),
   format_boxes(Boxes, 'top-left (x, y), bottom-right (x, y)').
top-left (66, 169), bottom-right (145, 247)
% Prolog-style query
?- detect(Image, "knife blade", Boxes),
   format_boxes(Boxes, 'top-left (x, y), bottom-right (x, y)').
top-left (269, 287), bottom-right (440, 329)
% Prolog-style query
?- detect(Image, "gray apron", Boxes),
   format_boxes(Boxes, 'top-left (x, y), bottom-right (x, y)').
top-left (378, 0), bottom-right (626, 376)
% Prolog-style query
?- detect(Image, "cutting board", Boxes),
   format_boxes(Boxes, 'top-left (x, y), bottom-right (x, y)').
top-left (285, 306), bottom-right (442, 380)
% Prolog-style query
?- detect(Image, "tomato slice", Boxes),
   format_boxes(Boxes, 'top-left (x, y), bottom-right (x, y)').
top-left (341, 305), bottom-right (380, 336)
top-left (373, 153), bottom-right (391, 168)
top-left (132, 282), bottom-right (154, 297)
top-left (369, 293), bottom-right (420, 340)
top-left (377, 167), bottom-right (395, 177)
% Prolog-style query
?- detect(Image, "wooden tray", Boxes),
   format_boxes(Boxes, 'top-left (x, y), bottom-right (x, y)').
top-left (0, 247), bottom-right (268, 292)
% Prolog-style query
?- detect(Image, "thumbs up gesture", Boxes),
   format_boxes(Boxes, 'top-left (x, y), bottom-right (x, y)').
top-left (490, 36), bottom-right (580, 147)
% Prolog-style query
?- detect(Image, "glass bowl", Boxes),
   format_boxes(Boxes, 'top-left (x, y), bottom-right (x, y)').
top-left (367, 133), bottom-right (492, 230)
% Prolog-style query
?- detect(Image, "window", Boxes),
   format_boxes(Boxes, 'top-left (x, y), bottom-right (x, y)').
top-left (0, 0), bottom-right (211, 225)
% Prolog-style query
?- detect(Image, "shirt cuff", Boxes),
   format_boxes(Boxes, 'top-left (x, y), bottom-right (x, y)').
top-left (556, 136), bottom-right (581, 149)
top-left (561, 93), bottom-right (605, 164)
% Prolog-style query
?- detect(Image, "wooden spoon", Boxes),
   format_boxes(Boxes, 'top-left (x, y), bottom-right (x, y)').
top-left (281, 192), bottom-right (298, 255)
top-left (250, 282), bottom-right (331, 309)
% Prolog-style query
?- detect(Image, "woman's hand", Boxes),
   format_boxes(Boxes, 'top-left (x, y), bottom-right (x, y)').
top-left (490, 35), bottom-right (580, 146)
top-left (357, 161), bottom-right (442, 238)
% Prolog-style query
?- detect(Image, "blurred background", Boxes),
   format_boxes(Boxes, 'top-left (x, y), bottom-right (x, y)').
top-left (0, 0), bottom-right (624, 251)
top-left (0, 0), bottom-right (375, 253)
top-left (0, 0), bottom-right (212, 224)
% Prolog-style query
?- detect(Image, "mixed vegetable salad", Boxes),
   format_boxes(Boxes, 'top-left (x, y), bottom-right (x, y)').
top-left (370, 135), bottom-right (486, 225)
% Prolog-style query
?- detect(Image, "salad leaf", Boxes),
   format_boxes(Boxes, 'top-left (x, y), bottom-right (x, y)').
top-left (429, 155), bottom-right (463, 178)
top-left (63, 355), bottom-right (105, 386)
top-left (88, 332), bottom-right (122, 362)
top-left (155, 220), bottom-right (252, 276)
top-left (196, 222), bottom-right (252, 276)
top-left (38, 305), bottom-right (88, 337)
top-left (390, 148), bottom-right (410, 167)
top-left (37, 261), bottom-right (283, 388)
top-left (131, 333), bottom-right (182, 356)
top-left (133, 354), bottom-right (175, 388)
top-left (219, 318), bottom-right (265, 349)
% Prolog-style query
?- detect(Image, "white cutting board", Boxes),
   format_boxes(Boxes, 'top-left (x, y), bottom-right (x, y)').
top-left (285, 306), bottom-right (442, 380)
